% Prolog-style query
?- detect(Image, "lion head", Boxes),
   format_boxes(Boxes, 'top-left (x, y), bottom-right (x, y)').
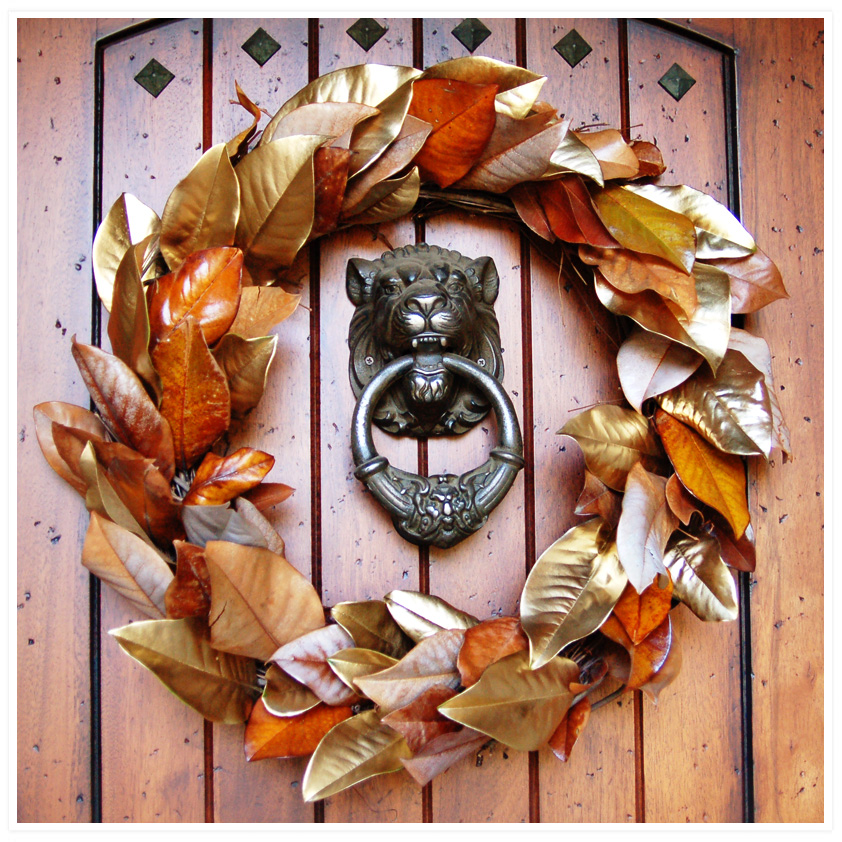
top-left (347, 244), bottom-right (504, 436)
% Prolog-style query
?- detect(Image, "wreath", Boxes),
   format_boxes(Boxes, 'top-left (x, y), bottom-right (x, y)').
top-left (34, 57), bottom-right (790, 802)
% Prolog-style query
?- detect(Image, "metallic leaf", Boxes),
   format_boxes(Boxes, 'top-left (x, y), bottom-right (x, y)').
top-left (212, 334), bottom-right (278, 419)
top-left (520, 518), bottom-right (627, 669)
top-left (109, 616), bottom-right (258, 723)
top-left (342, 166), bottom-right (420, 225)
top-left (269, 101), bottom-right (379, 145)
top-left (545, 130), bottom-right (604, 185)
top-left (331, 600), bottom-right (411, 658)
top-left (574, 129), bottom-right (640, 181)
top-left (262, 664), bottom-right (320, 717)
top-left (328, 648), bottom-right (398, 691)
top-left (665, 533), bottom-right (738, 622)
top-left (225, 81), bottom-right (262, 161)
top-left (384, 590), bottom-right (479, 642)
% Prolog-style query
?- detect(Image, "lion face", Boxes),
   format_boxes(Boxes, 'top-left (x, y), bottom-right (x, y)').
top-left (347, 244), bottom-right (504, 437)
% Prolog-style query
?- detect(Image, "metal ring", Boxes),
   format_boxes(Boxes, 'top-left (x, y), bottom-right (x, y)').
top-left (351, 353), bottom-right (524, 549)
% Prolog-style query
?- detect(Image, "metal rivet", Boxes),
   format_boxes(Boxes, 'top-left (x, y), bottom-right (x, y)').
top-left (659, 63), bottom-right (697, 101)
top-left (365, 356), bottom-right (374, 366)
top-left (553, 29), bottom-right (593, 68)
top-left (347, 18), bottom-right (388, 52)
top-left (451, 18), bottom-right (491, 53)
top-left (241, 27), bottom-right (281, 67)
top-left (133, 59), bottom-right (174, 98)
top-left (478, 358), bottom-right (486, 367)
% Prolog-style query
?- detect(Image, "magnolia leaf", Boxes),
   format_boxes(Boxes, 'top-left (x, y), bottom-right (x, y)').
top-left (262, 664), bottom-right (320, 717)
top-left (48, 423), bottom-right (104, 496)
top-left (243, 482), bottom-right (295, 511)
top-left (520, 518), bottom-right (627, 669)
top-left (182, 502), bottom-right (270, 548)
top-left (625, 183), bottom-right (756, 259)
top-left (328, 648), bottom-right (398, 692)
top-left (636, 623), bottom-right (682, 703)
top-left (228, 286), bottom-right (300, 339)
top-left (109, 616), bottom-right (258, 723)
top-left (558, 404), bottom-right (667, 492)
top-left (538, 177), bottom-right (617, 246)
top-left (152, 318), bottom-right (230, 471)
top-left (164, 541), bottom-right (211, 620)
top-left (574, 129), bottom-right (640, 181)
top-left (612, 575), bottom-right (673, 645)
top-left (616, 463), bottom-right (678, 593)
top-left (509, 183), bottom-right (555, 242)
top-left (545, 131), bottom-right (604, 184)
top-left (354, 629), bottom-right (465, 713)
top-left (548, 696), bottom-right (591, 763)
top-left (630, 141), bottom-right (666, 178)
top-left (301, 709), bottom-right (411, 802)
top-left (664, 533), bottom-right (738, 622)
top-left (653, 409), bottom-right (749, 539)
top-left (269, 101), bottom-right (379, 144)
top-left (226, 81), bottom-right (262, 160)
top-left (183, 448), bottom-right (274, 506)
top-left (627, 614), bottom-right (674, 693)
top-left (704, 520), bottom-right (756, 573)
top-left (82, 512), bottom-right (173, 618)
top-left (160, 144), bottom-right (240, 269)
top-left (384, 590), bottom-right (479, 642)
top-left (71, 338), bottom-right (175, 479)
top-left (245, 699), bottom-right (352, 761)
top-left (592, 185), bottom-right (696, 273)
top-left (439, 650), bottom-right (580, 752)
top-left (457, 616), bottom-right (528, 687)
top-left (574, 471), bottom-right (622, 526)
top-left (702, 247), bottom-right (788, 314)
top-left (92, 193), bottom-right (160, 312)
top-left (380, 684), bottom-right (459, 752)
top-left (406, 78), bottom-right (499, 188)
top-left (400, 727), bottom-right (488, 786)
top-left (310, 147), bottom-right (352, 236)
top-left (233, 498), bottom-right (286, 556)
top-left (205, 540), bottom-right (324, 660)
top-left (148, 247), bottom-right (243, 348)
top-left (270, 625), bottom-right (358, 706)
top-left (342, 167), bottom-right (420, 225)
top-left (616, 329), bottom-right (703, 413)
top-left (665, 474), bottom-right (703, 526)
top-left (212, 334), bottom-right (278, 419)
top-left (330, 600), bottom-right (411, 659)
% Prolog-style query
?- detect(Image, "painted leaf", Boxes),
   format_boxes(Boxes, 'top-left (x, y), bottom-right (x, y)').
top-left (574, 471), bottom-right (622, 526)
top-left (152, 318), bottom-right (230, 470)
top-left (342, 167), bottom-right (420, 225)
top-left (164, 541), bottom-right (211, 620)
top-left (439, 650), bottom-right (579, 752)
top-left (702, 247), bottom-right (788, 314)
top-left (228, 286), bottom-right (300, 338)
top-left (328, 648), bottom-right (398, 692)
top-left (574, 129), bottom-right (640, 180)
top-left (384, 590), bottom-right (479, 642)
top-left (330, 600), bottom-right (411, 659)
top-left (225, 81), bottom-right (262, 160)
top-left (545, 130), bottom-right (604, 184)
top-left (558, 404), bottom-right (667, 492)
top-left (400, 727), bottom-right (488, 786)
top-left (548, 696), bottom-right (591, 762)
top-left (109, 616), bottom-right (258, 723)
top-left (204, 540), bottom-right (324, 660)
top-left (653, 409), bottom-right (749, 539)
top-left (521, 518), bottom-right (627, 669)
top-left (262, 664), bottom-right (320, 717)
top-left (183, 448), bottom-right (274, 506)
top-left (380, 684), bottom-right (459, 752)
top-left (269, 101), bottom-right (378, 144)
top-left (160, 144), bottom-right (240, 269)
top-left (630, 140), bottom-right (666, 178)
top-left (612, 575), bottom-right (673, 645)
top-left (245, 699), bottom-right (352, 761)
top-left (665, 474), bottom-right (702, 526)
top-left (82, 512), bottom-right (173, 618)
top-left (212, 334), bottom-right (278, 419)
top-left (457, 616), bottom-right (528, 687)
top-left (538, 177), bottom-right (617, 246)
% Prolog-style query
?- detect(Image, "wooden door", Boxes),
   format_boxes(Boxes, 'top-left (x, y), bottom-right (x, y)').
top-left (17, 17), bottom-right (824, 823)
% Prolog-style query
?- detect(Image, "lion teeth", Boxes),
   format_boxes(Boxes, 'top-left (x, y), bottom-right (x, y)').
top-left (412, 338), bottom-right (418, 349)
top-left (441, 338), bottom-right (448, 348)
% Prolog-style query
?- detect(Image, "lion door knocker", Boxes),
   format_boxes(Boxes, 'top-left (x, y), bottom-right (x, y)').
top-left (347, 244), bottom-right (524, 549)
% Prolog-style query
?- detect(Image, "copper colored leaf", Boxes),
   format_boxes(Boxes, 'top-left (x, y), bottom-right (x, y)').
top-left (637, 623), bottom-right (682, 703)
top-left (212, 334), bottom-right (278, 419)
top-left (152, 318), bottom-right (230, 470)
top-left (148, 247), bottom-right (243, 348)
top-left (245, 699), bottom-right (352, 761)
top-left (205, 540), bottom-right (324, 660)
top-left (227, 286), bottom-right (300, 338)
top-left (574, 129), bottom-right (640, 181)
top-left (242, 482), bottom-right (294, 511)
top-left (183, 448), bottom-right (274, 506)
top-left (509, 183), bottom-right (555, 242)
top-left (226, 81), bottom-right (263, 160)
top-left (400, 727), bottom-right (487, 786)
top-left (626, 614), bottom-right (674, 693)
top-left (630, 141), bottom-right (666, 178)
top-left (164, 541), bottom-right (211, 620)
top-left (653, 409), bottom-right (749, 539)
top-left (705, 520), bottom-right (756, 573)
top-left (548, 696), bottom-right (591, 763)
top-left (71, 338), bottom-right (175, 479)
top-left (406, 78), bottom-right (499, 188)
top-left (457, 617), bottom-right (528, 687)
top-left (160, 144), bottom-right (240, 269)
top-left (328, 648), bottom-right (398, 692)
top-left (270, 625), bottom-right (358, 706)
top-left (262, 664), bottom-right (320, 717)
top-left (330, 600), bottom-right (411, 659)
top-left (82, 512), bottom-right (173, 618)
top-left (50, 423), bottom-right (105, 496)
top-left (109, 616), bottom-right (258, 723)
top-left (559, 405), bottom-right (667, 492)
top-left (269, 101), bottom-right (379, 144)
top-left (574, 471), bottom-right (622, 526)
top-left (311, 147), bottom-right (351, 235)
top-left (384, 590), bottom-right (479, 642)
top-left (665, 474), bottom-right (702, 526)
top-left (538, 177), bottom-right (617, 247)
top-left (380, 684), bottom-right (459, 752)
top-left (612, 575), bottom-right (673, 645)
top-left (234, 497), bottom-right (286, 556)
top-left (616, 463), bottom-right (678, 593)
top-left (703, 247), bottom-right (788, 314)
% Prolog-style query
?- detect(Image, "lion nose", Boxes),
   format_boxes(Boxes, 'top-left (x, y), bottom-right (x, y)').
top-left (406, 292), bottom-right (446, 317)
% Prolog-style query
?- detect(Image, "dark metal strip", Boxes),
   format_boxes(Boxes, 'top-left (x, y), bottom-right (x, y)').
top-left (617, 19), bottom-right (631, 140)
top-left (637, 17), bottom-right (737, 55)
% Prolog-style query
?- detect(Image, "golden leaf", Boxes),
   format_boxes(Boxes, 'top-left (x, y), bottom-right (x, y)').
top-left (574, 129), bottom-right (640, 180)
top-left (183, 448), bottom-right (275, 506)
top-left (544, 131), bottom-right (604, 184)
top-left (384, 589), bottom-right (479, 642)
top-left (160, 144), bottom-right (240, 269)
top-left (330, 600), bottom-right (411, 658)
top-left (702, 247), bottom-right (788, 314)
top-left (664, 533), bottom-right (738, 622)
top-left (301, 709), bottom-right (411, 802)
top-left (328, 648), bottom-right (398, 692)
top-left (457, 616), bottom-right (528, 687)
top-left (439, 650), bottom-right (580, 752)
top-left (520, 518), bottom-right (627, 669)
top-left (653, 409), bottom-right (749, 539)
top-left (109, 616), bottom-right (258, 723)
top-left (342, 167), bottom-right (420, 225)
top-left (92, 193), bottom-right (160, 312)
top-left (262, 664), bottom-right (320, 717)
top-left (225, 81), bottom-right (262, 161)
top-left (204, 540), bottom-right (324, 660)
top-left (558, 404), bottom-right (667, 492)
top-left (269, 101), bottom-right (379, 145)
top-left (212, 334), bottom-right (278, 419)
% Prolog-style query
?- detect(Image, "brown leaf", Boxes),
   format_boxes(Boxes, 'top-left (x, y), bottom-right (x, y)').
top-left (269, 101), bottom-right (379, 143)
top-left (310, 147), bottom-right (352, 236)
top-left (538, 176), bottom-right (618, 247)
top-left (612, 575), bottom-right (673, 645)
top-left (703, 519), bottom-right (756, 573)
top-left (182, 502), bottom-right (271, 549)
top-left (703, 247), bottom-right (788, 314)
top-left (245, 699), bottom-right (352, 761)
top-left (234, 497), bottom-right (286, 556)
top-left (665, 474), bottom-right (703, 526)
top-left (508, 183), bottom-right (555, 242)
top-left (400, 727), bottom-right (488, 786)
top-left (242, 482), bottom-right (295, 511)
top-left (164, 541), bottom-right (211, 619)
top-left (380, 684), bottom-right (459, 752)
top-left (600, 612), bottom-right (675, 692)
top-left (183, 448), bottom-right (274, 506)
top-left (152, 318), bottom-right (231, 471)
top-left (148, 247), bottom-right (243, 348)
top-left (341, 167), bottom-right (420, 224)
top-left (227, 287), bottom-right (300, 339)
top-left (637, 623), bottom-right (682, 703)
top-left (51, 423), bottom-right (105, 495)
top-left (548, 696), bottom-right (591, 762)
top-left (456, 617), bottom-right (528, 687)
top-left (71, 338), bottom-right (175, 480)
top-left (406, 78), bottom-right (499, 188)
top-left (574, 129), bottom-right (640, 180)
top-left (270, 625), bottom-right (359, 706)
top-left (629, 140), bottom-right (666, 178)
top-left (574, 471), bottom-right (622, 526)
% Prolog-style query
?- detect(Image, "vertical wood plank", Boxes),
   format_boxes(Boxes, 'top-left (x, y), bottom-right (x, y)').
top-left (209, 18), bottom-right (314, 822)
top-left (525, 18), bottom-right (638, 823)
top-left (98, 19), bottom-right (206, 822)
top-left (17, 17), bottom-right (97, 822)
top-left (316, 17), bottom-right (423, 823)
top-left (627, 20), bottom-right (743, 822)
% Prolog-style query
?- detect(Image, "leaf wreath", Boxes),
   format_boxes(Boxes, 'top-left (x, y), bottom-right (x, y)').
top-left (35, 57), bottom-right (789, 801)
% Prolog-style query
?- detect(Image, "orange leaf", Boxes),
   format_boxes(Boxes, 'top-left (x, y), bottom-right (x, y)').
top-left (152, 318), bottom-right (231, 471)
top-left (456, 616), bottom-right (528, 687)
top-left (184, 447), bottom-right (275, 506)
top-left (612, 576), bottom-right (673, 646)
top-left (574, 129), bottom-right (639, 181)
top-left (548, 696), bottom-right (591, 762)
top-left (242, 482), bottom-right (294, 511)
top-left (600, 612), bottom-right (677, 694)
top-left (381, 684), bottom-right (460, 752)
top-left (311, 146), bottom-right (351, 236)
top-left (244, 698), bottom-right (352, 761)
top-left (653, 409), bottom-right (749, 538)
top-left (165, 541), bottom-right (211, 619)
top-left (148, 247), bottom-right (243, 348)
top-left (630, 141), bottom-right (666, 178)
top-left (227, 286), bottom-right (300, 339)
top-left (538, 176), bottom-right (618, 247)
top-left (407, 78), bottom-right (499, 188)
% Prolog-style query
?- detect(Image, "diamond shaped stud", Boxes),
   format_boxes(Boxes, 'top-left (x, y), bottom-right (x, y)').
top-left (553, 29), bottom-right (592, 68)
top-left (659, 63), bottom-right (697, 101)
top-left (241, 27), bottom-right (281, 67)
top-left (451, 18), bottom-right (491, 53)
top-left (133, 59), bottom-right (175, 98)
top-left (347, 18), bottom-right (388, 51)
